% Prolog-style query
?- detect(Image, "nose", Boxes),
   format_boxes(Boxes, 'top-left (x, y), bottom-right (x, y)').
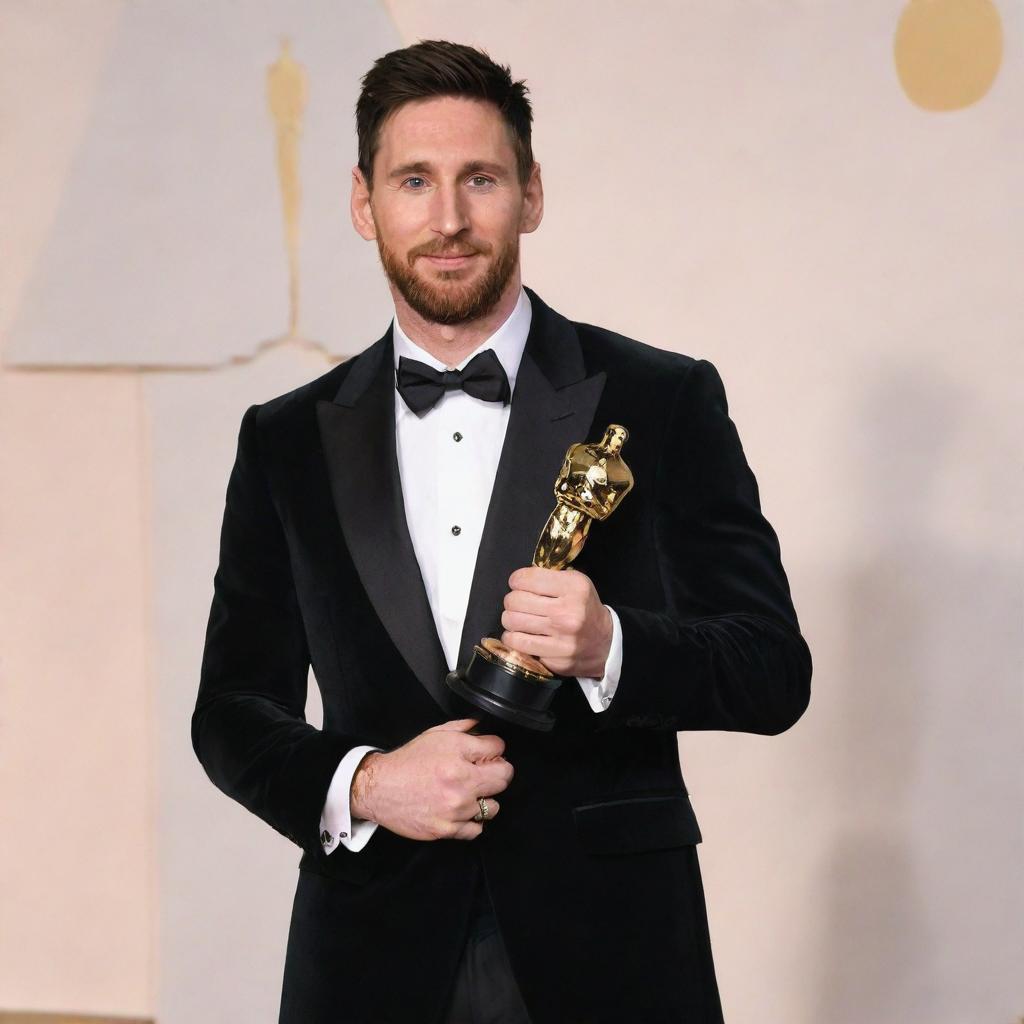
top-left (432, 181), bottom-right (470, 238)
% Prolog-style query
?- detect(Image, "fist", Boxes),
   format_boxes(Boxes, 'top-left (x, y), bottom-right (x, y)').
top-left (350, 719), bottom-right (513, 842)
top-left (500, 566), bottom-right (612, 678)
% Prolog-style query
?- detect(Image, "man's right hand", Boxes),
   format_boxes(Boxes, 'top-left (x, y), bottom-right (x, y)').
top-left (349, 718), bottom-right (513, 841)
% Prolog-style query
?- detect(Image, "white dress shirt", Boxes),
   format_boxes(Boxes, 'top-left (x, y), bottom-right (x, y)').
top-left (319, 287), bottom-right (623, 854)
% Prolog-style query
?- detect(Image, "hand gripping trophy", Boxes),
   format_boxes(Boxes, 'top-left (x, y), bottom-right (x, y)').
top-left (446, 425), bottom-right (634, 731)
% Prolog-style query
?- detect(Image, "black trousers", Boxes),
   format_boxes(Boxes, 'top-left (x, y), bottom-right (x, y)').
top-left (440, 877), bottom-right (533, 1024)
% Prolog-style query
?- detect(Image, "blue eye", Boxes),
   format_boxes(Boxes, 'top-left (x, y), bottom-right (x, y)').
top-left (403, 176), bottom-right (426, 189)
top-left (469, 175), bottom-right (493, 187)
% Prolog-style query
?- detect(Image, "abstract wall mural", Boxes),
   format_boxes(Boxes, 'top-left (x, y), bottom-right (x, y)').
top-left (5, 0), bottom-right (396, 368)
top-left (895, 0), bottom-right (1003, 111)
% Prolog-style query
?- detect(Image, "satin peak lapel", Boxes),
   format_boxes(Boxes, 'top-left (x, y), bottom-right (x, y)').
top-left (316, 330), bottom-right (462, 717)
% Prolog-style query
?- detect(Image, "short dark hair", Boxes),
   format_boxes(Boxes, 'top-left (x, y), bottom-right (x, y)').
top-left (356, 40), bottom-right (534, 190)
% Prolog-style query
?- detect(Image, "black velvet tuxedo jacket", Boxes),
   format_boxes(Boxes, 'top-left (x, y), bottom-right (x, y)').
top-left (193, 286), bottom-right (812, 1024)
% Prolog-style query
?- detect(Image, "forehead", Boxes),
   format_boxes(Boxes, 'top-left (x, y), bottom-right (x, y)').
top-left (375, 95), bottom-right (516, 168)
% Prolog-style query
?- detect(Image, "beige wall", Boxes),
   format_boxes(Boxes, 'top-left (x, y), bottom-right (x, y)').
top-left (1, 1), bottom-right (1020, 1021)
top-left (1, 3), bottom-right (155, 1016)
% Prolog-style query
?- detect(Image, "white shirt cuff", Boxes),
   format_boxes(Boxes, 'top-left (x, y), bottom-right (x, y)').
top-left (319, 745), bottom-right (383, 854)
top-left (575, 605), bottom-right (623, 713)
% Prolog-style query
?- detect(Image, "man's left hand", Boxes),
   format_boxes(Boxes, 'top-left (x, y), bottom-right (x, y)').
top-left (500, 566), bottom-right (612, 678)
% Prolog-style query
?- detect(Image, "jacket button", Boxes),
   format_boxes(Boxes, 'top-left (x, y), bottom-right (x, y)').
top-left (451, 525), bottom-right (462, 536)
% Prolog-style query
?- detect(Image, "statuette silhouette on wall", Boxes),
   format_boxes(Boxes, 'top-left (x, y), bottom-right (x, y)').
top-left (267, 38), bottom-right (309, 337)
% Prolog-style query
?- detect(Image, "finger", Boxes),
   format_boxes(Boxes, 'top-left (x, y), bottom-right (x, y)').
top-left (508, 566), bottom-right (567, 597)
top-left (450, 820), bottom-right (484, 840)
top-left (501, 630), bottom-right (563, 658)
top-left (503, 589), bottom-right (558, 615)
top-left (461, 732), bottom-right (505, 762)
top-left (474, 761), bottom-right (513, 793)
top-left (501, 608), bottom-right (553, 636)
top-left (428, 718), bottom-right (480, 734)
top-left (460, 795), bottom-right (501, 822)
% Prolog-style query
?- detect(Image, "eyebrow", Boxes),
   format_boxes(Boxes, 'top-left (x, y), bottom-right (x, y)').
top-left (387, 160), bottom-right (509, 180)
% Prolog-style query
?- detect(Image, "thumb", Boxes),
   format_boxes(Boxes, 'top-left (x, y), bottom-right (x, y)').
top-left (426, 717), bottom-right (480, 734)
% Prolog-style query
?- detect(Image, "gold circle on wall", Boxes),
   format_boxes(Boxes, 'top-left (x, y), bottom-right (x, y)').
top-left (894, 0), bottom-right (1003, 111)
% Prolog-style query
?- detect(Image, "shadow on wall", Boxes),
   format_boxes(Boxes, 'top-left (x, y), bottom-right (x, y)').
top-left (813, 364), bottom-right (1022, 1023)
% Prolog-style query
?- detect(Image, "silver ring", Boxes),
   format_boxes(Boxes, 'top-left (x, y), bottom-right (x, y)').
top-left (472, 797), bottom-right (490, 823)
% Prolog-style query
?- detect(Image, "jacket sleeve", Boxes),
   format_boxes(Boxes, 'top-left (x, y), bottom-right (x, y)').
top-left (192, 404), bottom-right (366, 856)
top-left (603, 359), bottom-right (812, 735)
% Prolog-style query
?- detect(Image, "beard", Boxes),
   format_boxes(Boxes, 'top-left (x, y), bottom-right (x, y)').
top-left (374, 229), bottom-right (519, 326)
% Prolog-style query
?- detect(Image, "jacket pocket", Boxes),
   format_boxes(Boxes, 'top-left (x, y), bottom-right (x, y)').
top-left (572, 792), bottom-right (702, 855)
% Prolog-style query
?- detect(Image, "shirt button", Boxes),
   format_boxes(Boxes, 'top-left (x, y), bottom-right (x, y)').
top-left (339, 831), bottom-right (348, 839)
top-left (601, 697), bottom-right (611, 706)
top-left (453, 431), bottom-right (463, 442)
top-left (451, 525), bottom-right (462, 536)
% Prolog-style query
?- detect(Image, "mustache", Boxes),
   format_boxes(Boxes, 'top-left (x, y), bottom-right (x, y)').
top-left (408, 238), bottom-right (490, 261)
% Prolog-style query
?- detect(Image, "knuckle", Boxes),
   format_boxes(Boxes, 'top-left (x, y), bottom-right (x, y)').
top-left (555, 610), bottom-right (579, 634)
top-left (427, 821), bottom-right (447, 840)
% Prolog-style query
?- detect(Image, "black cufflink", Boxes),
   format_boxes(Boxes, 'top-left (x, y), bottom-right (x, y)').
top-left (320, 830), bottom-right (332, 844)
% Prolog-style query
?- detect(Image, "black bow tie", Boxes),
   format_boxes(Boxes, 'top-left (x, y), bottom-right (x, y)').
top-left (396, 349), bottom-right (511, 414)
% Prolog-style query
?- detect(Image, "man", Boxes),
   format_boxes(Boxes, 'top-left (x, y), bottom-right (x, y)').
top-left (193, 39), bottom-right (811, 1024)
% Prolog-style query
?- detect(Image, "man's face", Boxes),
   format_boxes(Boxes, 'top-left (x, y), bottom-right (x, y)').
top-left (351, 96), bottom-right (542, 325)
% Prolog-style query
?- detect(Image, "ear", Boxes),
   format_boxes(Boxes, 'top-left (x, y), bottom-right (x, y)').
top-left (350, 165), bottom-right (377, 241)
top-left (519, 161), bottom-right (544, 235)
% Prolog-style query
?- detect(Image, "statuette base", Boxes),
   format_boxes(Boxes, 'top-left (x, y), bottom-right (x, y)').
top-left (446, 641), bottom-right (562, 732)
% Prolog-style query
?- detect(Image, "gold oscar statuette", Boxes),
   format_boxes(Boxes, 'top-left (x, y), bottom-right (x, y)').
top-left (446, 425), bottom-right (634, 731)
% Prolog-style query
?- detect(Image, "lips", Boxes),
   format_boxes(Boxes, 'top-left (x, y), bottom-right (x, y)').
top-left (422, 252), bottom-right (478, 268)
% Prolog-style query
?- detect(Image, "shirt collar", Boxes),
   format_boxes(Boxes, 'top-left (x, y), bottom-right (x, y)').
top-left (391, 286), bottom-right (532, 399)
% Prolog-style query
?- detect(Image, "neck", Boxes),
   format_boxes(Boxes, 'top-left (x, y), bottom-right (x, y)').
top-left (391, 270), bottom-right (523, 367)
